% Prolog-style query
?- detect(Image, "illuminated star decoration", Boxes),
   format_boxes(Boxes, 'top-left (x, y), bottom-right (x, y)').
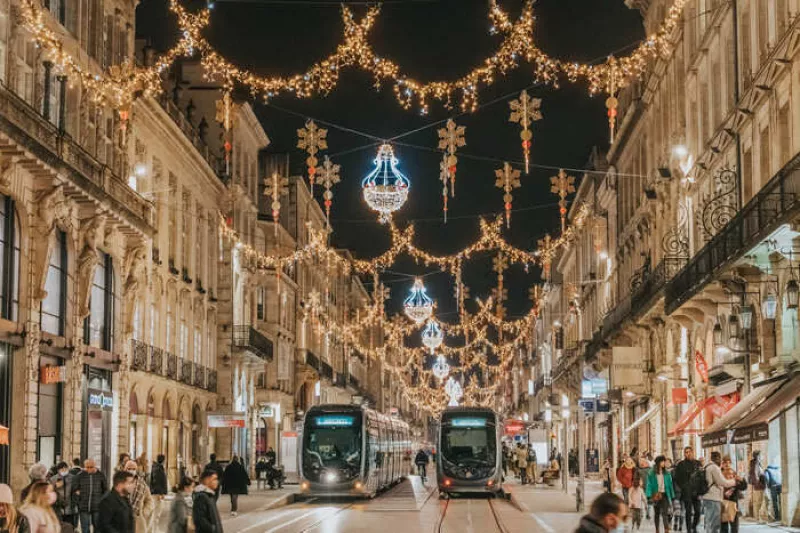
top-left (362, 144), bottom-right (410, 223)
top-left (297, 119), bottom-right (328, 190)
top-left (263, 171), bottom-right (290, 226)
top-left (550, 169), bottom-right (576, 233)
top-left (438, 119), bottom-right (466, 197)
top-left (492, 253), bottom-right (509, 322)
top-left (508, 90), bottom-right (542, 174)
top-left (494, 162), bottom-right (522, 228)
top-left (537, 234), bottom-right (555, 279)
top-left (319, 156), bottom-right (341, 227)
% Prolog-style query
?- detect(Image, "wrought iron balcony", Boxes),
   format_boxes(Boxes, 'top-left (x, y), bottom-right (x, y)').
top-left (666, 156), bottom-right (800, 314)
top-left (207, 370), bottom-right (217, 393)
top-left (232, 325), bottom-right (274, 361)
top-left (533, 372), bottom-right (552, 395)
top-left (180, 360), bottom-right (194, 385)
top-left (552, 348), bottom-right (580, 384)
top-left (129, 340), bottom-right (215, 391)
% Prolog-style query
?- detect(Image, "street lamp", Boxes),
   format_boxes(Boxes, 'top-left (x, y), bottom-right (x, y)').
top-left (728, 314), bottom-right (740, 343)
top-left (762, 284), bottom-right (778, 319)
top-left (786, 279), bottom-right (799, 310)
top-left (713, 320), bottom-right (723, 345)
top-left (739, 303), bottom-right (753, 329)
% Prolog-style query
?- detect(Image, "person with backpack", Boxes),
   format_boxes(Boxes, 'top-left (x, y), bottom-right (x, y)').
top-left (414, 449), bottom-right (429, 482)
top-left (748, 450), bottom-right (767, 522)
top-left (764, 464), bottom-right (782, 522)
top-left (699, 451), bottom-right (739, 533)
top-left (675, 446), bottom-right (702, 533)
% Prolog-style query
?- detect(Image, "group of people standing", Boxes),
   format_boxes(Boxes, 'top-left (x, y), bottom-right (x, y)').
top-left (501, 442), bottom-right (544, 485)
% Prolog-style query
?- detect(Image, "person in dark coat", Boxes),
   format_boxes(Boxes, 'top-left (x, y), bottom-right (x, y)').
top-left (675, 446), bottom-right (702, 533)
top-left (202, 455), bottom-right (224, 501)
top-left (96, 471), bottom-right (135, 533)
top-left (575, 493), bottom-right (629, 533)
top-left (221, 456), bottom-right (249, 517)
top-left (167, 477), bottom-right (194, 533)
top-left (149, 455), bottom-right (168, 496)
top-left (49, 461), bottom-right (78, 526)
top-left (72, 459), bottom-right (108, 533)
top-left (193, 470), bottom-right (223, 533)
top-left (414, 449), bottom-right (429, 482)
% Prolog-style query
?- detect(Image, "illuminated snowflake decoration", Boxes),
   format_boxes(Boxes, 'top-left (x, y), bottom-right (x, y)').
top-left (403, 278), bottom-right (434, 324)
top-left (445, 377), bottom-right (463, 407)
top-left (362, 144), bottom-right (410, 223)
top-left (432, 355), bottom-right (450, 381)
top-left (421, 319), bottom-right (444, 353)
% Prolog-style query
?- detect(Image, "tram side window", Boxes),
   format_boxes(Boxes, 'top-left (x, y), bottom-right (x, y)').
top-left (367, 423), bottom-right (379, 472)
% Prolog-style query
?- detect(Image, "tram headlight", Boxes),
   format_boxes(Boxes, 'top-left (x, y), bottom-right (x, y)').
top-left (301, 481), bottom-right (310, 491)
top-left (354, 481), bottom-right (363, 490)
top-left (324, 471), bottom-right (339, 483)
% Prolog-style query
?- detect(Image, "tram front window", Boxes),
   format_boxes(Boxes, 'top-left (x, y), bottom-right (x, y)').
top-left (441, 416), bottom-right (496, 479)
top-left (303, 414), bottom-right (362, 482)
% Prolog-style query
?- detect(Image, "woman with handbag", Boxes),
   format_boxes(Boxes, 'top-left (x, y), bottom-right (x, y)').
top-left (168, 477), bottom-right (195, 533)
top-left (645, 455), bottom-right (675, 533)
top-left (721, 457), bottom-right (747, 533)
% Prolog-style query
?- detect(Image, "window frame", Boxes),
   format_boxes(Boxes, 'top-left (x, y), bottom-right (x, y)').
top-left (83, 251), bottom-right (114, 351)
top-left (40, 229), bottom-right (67, 336)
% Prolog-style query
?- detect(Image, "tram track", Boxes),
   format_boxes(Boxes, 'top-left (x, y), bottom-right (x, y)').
top-left (293, 503), bottom-right (355, 533)
top-left (435, 496), bottom-right (512, 533)
top-left (488, 497), bottom-right (511, 533)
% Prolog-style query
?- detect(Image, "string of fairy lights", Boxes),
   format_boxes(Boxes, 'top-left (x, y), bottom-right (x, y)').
top-left (18, 0), bottom-right (684, 413)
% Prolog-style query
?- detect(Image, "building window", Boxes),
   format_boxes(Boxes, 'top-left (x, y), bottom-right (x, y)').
top-left (179, 316), bottom-right (188, 359)
top-left (193, 326), bottom-right (201, 364)
top-left (257, 288), bottom-right (264, 320)
top-left (132, 301), bottom-right (142, 341)
top-left (41, 230), bottom-right (67, 335)
top-left (0, 195), bottom-right (19, 321)
top-left (149, 303), bottom-right (158, 345)
top-left (0, 0), bottom-right (9, 84)
top-left (14, 39), bottom-right (35, 104)
top-left (84, 252), bottom-right (114, 351)
top-left (166, 301), bottom-right (173, 352)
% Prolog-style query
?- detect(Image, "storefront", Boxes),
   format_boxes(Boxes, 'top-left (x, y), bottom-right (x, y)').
top-left (82, 367), bottom-right (113, 475)
top-left (702, 372), bottom-right (800, 525)
top-left (0, 342), bottom-right (12, 483)
top-left (624, 400), bottom-right (659, 454)
top-left (37, 357), bottom-right (66, 466)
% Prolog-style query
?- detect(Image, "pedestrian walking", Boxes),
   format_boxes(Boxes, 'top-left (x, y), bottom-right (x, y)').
top-left (21, 464), bottom-right (49, 503)
top-left (0, 483), bottom-right (30, 533)
top-left (19, 481), bottom-right (60, 533)
top-left (645, 455), bottom-right (675, 533)
top-left (748, 451), bottom-right (767, 522)
top-left (721, 456), bottom-right (747, 533)
top-left (150, 455), bottom-right (168, 529)
top-left (96, 471), bottom-right (135, 533)
top-left (526, 445), bottom-right (537, 485)
top-left (221, 456), bottom-right (249, 517)
top-left (167, 477), bottom-right (194, 533)
top-left (122, 460), bottom-right (153, 533)
top-left (617, 457), bottom-right (636, 504)
top-left (515, 444), bottom-right (528, 484)
top-left (414, 449), bottom-right (429, 482)
top-left (193, 470), bottom-right (223, 533)
top-left (675, 447), bottom-right (702, 533)
top-left (202, 455), bottom-right (224, 502)
top-left (701, 451), bottom-right (738, 533)
top-left (629, 477), bottom-right (646, 530)
top-left (574, 493), bottom-right (629, 533)
top-left (49, 462), bottom-right (78, 528)
top-left (72, 459), bottom-right (107, 533)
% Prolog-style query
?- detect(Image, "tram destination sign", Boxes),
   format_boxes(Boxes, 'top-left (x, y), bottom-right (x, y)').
top-left (314, 415), bottom-right (355, 427)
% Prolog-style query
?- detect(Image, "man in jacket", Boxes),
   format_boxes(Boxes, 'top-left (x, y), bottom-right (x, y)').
top-left (221, 456), bottom-right (249, 517)
top-left (97, 471), bottom-right (135, 533)
top-left (674, 446), bottom-right (702, 533)
top-left (702, 451), bottom-right (738, 533)
top-left (748, 451), bottom-right (767, 522)
top-left (49, 461), bottom-right (78, 526)
top-left (73, 459), bottom-right (108, 533)
top-left (150, 454), bottom-right (169, 529)
top-left (765, 464), bottom-right (782, 522)
top-left (574, 492), bottom-right (629, 533)
top-left (203, 454), bottom-right (225, 501)
top-left (193, 470), bottom-right (223, 533)
top-left (414, 449), bottom-right (429, 482)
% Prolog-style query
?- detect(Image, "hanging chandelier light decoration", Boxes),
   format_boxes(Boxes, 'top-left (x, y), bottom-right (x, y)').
top-left (495, 162), bottom-right (521, 228)
top-left (508, 90), bottom-right (542, 174)
top-left (404, 278), bottom-right (434, 324)
top-left (432, 355), bottom-right (451, 381)
top-left (362, 144), bottom-right (411, 223)
top-left (445, 377), bottom-right (463, 406)
top-left (319, 155), bottom-right (341, 227)
top-left (439, 153), bottom-right (449, 222)
top-left (437, 119), bottom-right (466, 197)
top-left (550, 169), bottom-right (576, 234)
top-left (422, 319), bottom-right (444, 353)
top-left (297, 119), bottom-right (328, 191)
top-left (263, 171), bottom-right (290, 226)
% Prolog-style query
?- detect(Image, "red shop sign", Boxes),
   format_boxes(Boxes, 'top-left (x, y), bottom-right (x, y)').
top-left (695, 350), bottom-right (709, 383)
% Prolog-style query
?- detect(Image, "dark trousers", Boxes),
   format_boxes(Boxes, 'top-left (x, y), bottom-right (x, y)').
top-left (520, 467), bottom-right (527, 484)
top-left (230, 493), bottom-right (239, 513)
top-left (416, 463), bottom-right (427, 480)
top-left (80, 511), bottom-right (98, 533)
top-left (653, 497), bottom-right (670, 533)
top-left (622, 487), bottom-right (630, 505)
top-left (682, 497), bottom-right (701, 533)
top-left (721, 514), bottom-right (739, 533)
top-left (770, 489), bottom-right (781, 521)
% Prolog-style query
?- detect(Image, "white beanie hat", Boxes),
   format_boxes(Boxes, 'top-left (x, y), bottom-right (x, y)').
top-left (0, 483), bottom-right (13, 504)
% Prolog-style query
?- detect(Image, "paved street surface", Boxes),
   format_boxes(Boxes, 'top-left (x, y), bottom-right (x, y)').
top-left (152, 478), bottom-right (799, 533)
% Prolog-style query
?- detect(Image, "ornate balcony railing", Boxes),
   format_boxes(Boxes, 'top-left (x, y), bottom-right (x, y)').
top-left (130, 340), bottom-right (215, 391)
top-left (232, 325), bottom-right (274, 361)
top-left (158, 96), bottom-right (226, 178)
top-left (666, 155), bottom-right (800, 314)
top-left (552, 348), bottom-right (580, 384)
top-left (534, 372), bottom-right (552, 395)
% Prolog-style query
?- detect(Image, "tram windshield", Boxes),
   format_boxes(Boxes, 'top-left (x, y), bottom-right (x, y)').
top-left (303, 413), bottom-right (362, 480)
top-left (441, 415), bottom-right (496, 465)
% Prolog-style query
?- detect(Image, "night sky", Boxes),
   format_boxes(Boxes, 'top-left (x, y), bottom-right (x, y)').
top-left (136, 0), bottom-right (644, 320)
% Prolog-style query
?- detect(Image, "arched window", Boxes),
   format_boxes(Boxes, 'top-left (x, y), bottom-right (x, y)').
top-left (0, 194), bottom-right (19, 321)
top-left (41, 230), bottom-right (67, 335)
top-left (85, 252), bottom-right (114, 350)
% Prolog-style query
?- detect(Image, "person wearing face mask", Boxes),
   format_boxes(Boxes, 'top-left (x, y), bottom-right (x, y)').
top-left (48, 462), bottom-right (77, 528)
top-left (72, 459), bottom-right (107, 533)
top-left (574, 492), bottom-right (629, 533)
top-left (19, 481), bottom-right (60, 533)
top-left (0, 483), bottom-right (30, 533)
top-left (96, 471), bottom-right (135, 533)
top-left (122, 461), bottom-right (153, 533)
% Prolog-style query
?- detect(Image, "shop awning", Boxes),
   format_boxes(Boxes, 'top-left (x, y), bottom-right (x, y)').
top-left (0, 424), bottom-right (7, 445)
top-left (624, 404), bottom-right (660, 434)
top-left (728, 372), bottom-right (800, 444)
top-left (669, 399), bottom-right (707, 436)
top-left (701, 376), bottom-right (789, 448)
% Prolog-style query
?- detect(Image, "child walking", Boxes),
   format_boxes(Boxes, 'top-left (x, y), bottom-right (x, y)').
top-left (629, 477), bottom-right (647, 530)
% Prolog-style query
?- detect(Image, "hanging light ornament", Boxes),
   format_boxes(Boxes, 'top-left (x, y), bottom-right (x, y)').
top-left (508, 90), bottom-right (542, 174)
top-left (297, 119), bottom-right (328, 191)
top-left (495, 162), bottom-right (521, 228)
top-left (605, 57), bottom-right (620, 144)
top-left (403, 278), bottom-right (434, 324)
top-left (215, 90), bottom-right (234, 175)
top-left (439, 153), bottom-right (449, 222)
top-left (362, 144), bottom-right (410, 223)
top-left (432, 355), bottom-right (450, 381)
top-left (319, 155), bottom-right (341, 227)
top-left (437, 119), bottom-right (466, 196)
top-left (421, 319), bottom-right (444, 353)
top-left (550, 169), bottom-right (576, 234)
top-left (263, 171), bottom-right (289, 226)
top-left (445, 377), bottom-right (463, 407)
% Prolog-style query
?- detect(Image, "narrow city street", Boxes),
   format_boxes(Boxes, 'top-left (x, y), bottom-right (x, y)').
top-left (152, 477), bottom-right (800, 533)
